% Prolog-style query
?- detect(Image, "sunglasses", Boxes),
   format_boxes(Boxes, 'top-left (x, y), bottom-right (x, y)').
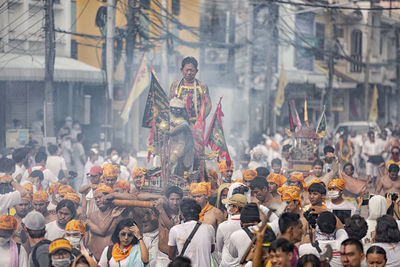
top-left (120, 232), bottom-right (133, 238)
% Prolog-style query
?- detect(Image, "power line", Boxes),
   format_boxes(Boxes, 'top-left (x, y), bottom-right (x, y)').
top-left (267, 0), bottom-right (400, 10)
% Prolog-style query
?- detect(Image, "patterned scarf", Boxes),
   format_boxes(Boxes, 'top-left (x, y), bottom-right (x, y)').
top-left (112, 243), bottom-right (133, 262)
top-left (199, 202), bottom-right (213, 222)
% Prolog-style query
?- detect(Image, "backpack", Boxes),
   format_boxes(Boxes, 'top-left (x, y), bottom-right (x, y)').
top-left (32, 239), bottom-right (51, 267)
top-left (106, 245), bottom-right (114, 267)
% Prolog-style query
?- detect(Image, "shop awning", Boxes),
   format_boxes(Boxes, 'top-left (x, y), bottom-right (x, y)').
top-left (0, 53), bottom-right (104, 83)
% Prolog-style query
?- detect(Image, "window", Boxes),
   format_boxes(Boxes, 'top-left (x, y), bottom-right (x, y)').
top-left (294, 12), bottom-right (315, 71)
top-left (315, 23), bottom-right (325, 60)
top-left (172, 0), bottom-right (180, 16)
top-left (140, 0), bottom-right (150, 10)
top-left (350, 29), bottom-right (362, 72)
top-left (71, 39), bottom-right (78, 59)
top-left (71, 1), bottom-right (76, 33)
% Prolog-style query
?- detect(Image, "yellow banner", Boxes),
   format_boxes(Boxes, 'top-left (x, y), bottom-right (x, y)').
top-left (120, 53), bottom-right (150, 123)
top-left (274, 65), bottom-right (288, 115)
top-left (368, 85), bottom-right (378, 122)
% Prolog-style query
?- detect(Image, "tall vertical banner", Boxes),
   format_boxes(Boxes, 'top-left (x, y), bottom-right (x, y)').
top-left (304, 95), bottom-right (309, 128)
top-left (205, 97), bottom-right (231, 167)
top-left (291, 100), bottom-right (302, 132)
top-left (369, 85), bottom-right (378, 122)
top-left (120, 53), bottom-right (150, 123)
top-left (274, 65), bottom-right (288, 115)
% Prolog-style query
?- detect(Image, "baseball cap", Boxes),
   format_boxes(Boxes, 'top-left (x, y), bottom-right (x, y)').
top-left (222, 193), bottom-right (247, 207)
top-left (88, 165), bottom-right (103, 176)
top-left (22, 211), bottom-right (45, 230)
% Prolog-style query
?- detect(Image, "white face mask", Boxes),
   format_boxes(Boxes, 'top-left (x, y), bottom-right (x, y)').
top-left (111, 154), bottom-right (119, 163)
top-left (0, 237), bottom-right (9, 245)
top-left (327, 190), bottom-right (340, 200)
top-left (52, 258), bottom-right (71, 267)
top-left (65, 236), bottom-right (81, 247)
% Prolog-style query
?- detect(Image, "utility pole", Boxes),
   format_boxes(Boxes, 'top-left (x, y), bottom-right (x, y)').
top-left (124, 0), bottom-right (138, 150)
top-left (106, 0), bottom-right (116, 142)
top-left (396, 28), bottom-right (400, 123)
top-left (327, 8), bottom-right (337, 125)
top-left (364, 0), bottom-right (373, 120)
top-left (160, 0), bottom-right (168, 88)
top-left (44, 0), bottom-right (55, 137)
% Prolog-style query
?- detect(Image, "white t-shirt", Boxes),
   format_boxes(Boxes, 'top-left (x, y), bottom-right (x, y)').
top-left (0, 241), bottom-right (28, 267)
top-left (12, 164), bottom-right (25, 182)
top-left (372, 242), bottom-right (400, 267)
top-left (0, 191), bottom-right (21, 215)
top-left (326, 199), bottom-right (358, 216)
top-left (227, 228), bottom-right (253, 267)
top-left (216, 215), bottom-right (242, 267)
top-left (143, 229), bottom-right (159, 265)
top-left (45, 220), bottom-right (65, 241)
top-left (299, 229), bottom-right (348, 267)
top-left (46, 156), bottom-right (67, 179)
top-left (21, 166), bottom-right (57, 190)
top-left (168, 220), bottom-right (215, 267)
top-left (98, 246), bottom-right (129, 267)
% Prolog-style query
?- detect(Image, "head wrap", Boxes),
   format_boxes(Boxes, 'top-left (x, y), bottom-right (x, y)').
top-left (207, 169), bottom-right (218, 180)
top-left (32, 190), bottom-right (49, 203)
top-left (103, 163), bottom-right (119, 178)
top-left (63, 193), bottom-right (80, 205)
top-left (58, 185), bottom-right (75, 197)
top-left (48, 182), bottom-right (61, 194)
top-left (278, 185), bottom-right (301, 205)
top-left (307, 179), bottom-right (324, 188)
top-left (243, 170), bottom-right (258, 181)
top-left (190, 182), bottom-right (211, 196)
top-left (49, 238), bottom-right (72, 254)
top-left (0, 175), bottom-right (12, 184)
top-left (113, 180), bottom-right (130, 191)
top-left (94, 184), bottom-right (114, 195)
top-left (267, 173), bottom-right (287, 187)
top-left (132, 167), bottom-right (147, 178)
top-left (65, 220), bottom-right (86, 234)
top-left (289, 173), bottom-right (307, 189)
top-left (328, 179), bottom-right (345, 191)
top-left (21, 191), bottom-right (32, 202)
top-left (215, 183), bottom-right (231, 209)
top-left (217, 160), bottom-right (234, 173)
top-left (23, 183), bottom-right (33, 194)
top-left (0, 215), bottom-right (17, 230)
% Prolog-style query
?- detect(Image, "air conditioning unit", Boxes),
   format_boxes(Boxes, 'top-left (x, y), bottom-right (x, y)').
top-left (204, 48), bottom-right (229, 64)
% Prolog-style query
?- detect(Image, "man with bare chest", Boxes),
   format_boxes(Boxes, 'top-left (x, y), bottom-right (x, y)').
top-left (190, 182), bottom-right (224, 231)
top-left (86, 184), bottom-right (125, 261)
top-left (375, 164), bottom-right (400, 195)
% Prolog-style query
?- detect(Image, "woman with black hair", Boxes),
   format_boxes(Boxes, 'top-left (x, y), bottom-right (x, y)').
top-left (98, 218), bottom-right (149, 267)
top-left (372, 215), bottom-right (400, 267)
top-left (297, 254), bottom-right (321, 267)
top-left (366, 245), bottom-right (387, 267)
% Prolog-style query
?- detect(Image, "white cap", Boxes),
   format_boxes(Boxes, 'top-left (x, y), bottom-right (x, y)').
top-left (22, 211), bottom-right (45, 230)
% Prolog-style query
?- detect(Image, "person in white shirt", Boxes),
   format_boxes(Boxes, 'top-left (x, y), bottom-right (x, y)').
top-left (372, 215), bottom-right (400, 267)
top-left (21, 151), bottom-right (57, 190)
top-left (0, 214), bottom-right (28, 267)
top-left (72, 134), bottom-right (86, 191)
top-left (82, 148), bottom-right (100, 187)
top-left (45, 199), bottom-right (76, 241)
top-left (46, 144), bottom-right (67, 180)
top-left (227, 203), bottom-right (261, 266)
top-left (168, 198), bottom-right (215, 267)
top-left (21, 170), bottom-right (44, 193)
top-left (12, 147), bottom-right (28, 183)
top-left (349, 130), bottom-right (363, 175)
top-left (299, 211), bottom-right (348, 267)
top-left (363, 131), bottom-right (385, 185)
top-left (325, 179), bottom-right (358, 222)
top-left (217, 194), bottom-right (248, 267)
top-left (0, 158), bottom-right (29, 215)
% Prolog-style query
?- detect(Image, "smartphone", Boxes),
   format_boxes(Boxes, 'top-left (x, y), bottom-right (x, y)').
top-left (361, 192), bottom-right (373, 206)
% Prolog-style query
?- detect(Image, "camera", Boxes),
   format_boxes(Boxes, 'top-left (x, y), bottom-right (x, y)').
top-left (385, 192), bottom-right (399, 202)
top-left (303, 210), bottom-right (319, 229)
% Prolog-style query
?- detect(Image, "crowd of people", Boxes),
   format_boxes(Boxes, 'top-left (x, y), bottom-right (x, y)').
top-left (2, 55), bottom-right (400, 267)
top-left (0, 121), bottom-right (400, 267)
